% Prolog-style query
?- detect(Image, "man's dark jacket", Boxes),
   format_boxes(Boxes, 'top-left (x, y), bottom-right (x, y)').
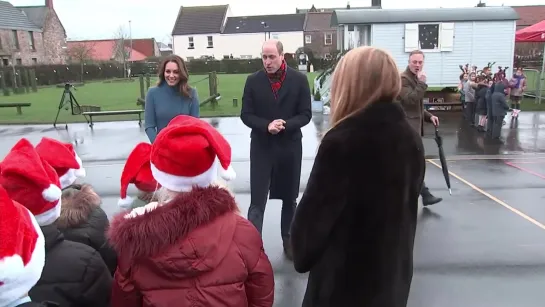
top-left (399, 67), bottom-right (432, 136)
top-left (240, 66), bottom-right (312, 201)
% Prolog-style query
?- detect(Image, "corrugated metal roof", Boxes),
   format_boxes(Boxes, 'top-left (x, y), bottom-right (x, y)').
top-left (223, 14), bottom-right (305, 34)
top-left (171, 5), bottom-right (229, 36)
top-left (331, 6), bottom-right (519, 26)
top-left (0, 1), bottom-right (42, 31)
top-left (17, 6), bottom-right (47, 28)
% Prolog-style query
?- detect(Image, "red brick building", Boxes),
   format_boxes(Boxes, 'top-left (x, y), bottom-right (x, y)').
top-left (0, 0), bottom-right (67, 66)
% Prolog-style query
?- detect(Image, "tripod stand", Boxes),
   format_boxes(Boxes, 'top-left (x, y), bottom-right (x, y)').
top-left (53, 83), bottom-right (90, 129)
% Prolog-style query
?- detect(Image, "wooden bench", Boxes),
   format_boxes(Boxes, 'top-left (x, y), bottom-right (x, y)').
top-left (424, 102), bottom-right (463, 111)
top-left (81, 109), bottom-right (144, 128)
top-left (0, 102), bottom-right (31, 115)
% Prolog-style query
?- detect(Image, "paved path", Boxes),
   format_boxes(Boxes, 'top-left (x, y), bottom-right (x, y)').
top-left (2, 112), bottom-right (545, 306)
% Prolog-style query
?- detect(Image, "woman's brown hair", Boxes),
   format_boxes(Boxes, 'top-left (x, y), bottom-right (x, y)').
top-left (157, 55), bottom-right (192, 98)
top-left (329, 46), bottom-right (401, 127)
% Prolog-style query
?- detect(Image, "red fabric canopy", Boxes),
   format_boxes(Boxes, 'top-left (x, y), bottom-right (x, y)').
top-left (516, 19), bottom-right (545, 42)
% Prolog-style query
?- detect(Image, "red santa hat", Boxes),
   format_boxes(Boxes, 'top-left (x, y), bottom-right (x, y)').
top-left (118, 142), bottom-right (160, 208)
top-left (150, 115), bottom-right (236, 192)
top-left (35, 137), bottom-right (86, 188)
top-left (0, 185), bottom-right (45, 305)
top-left (0, 138), bottom-right (62, 226)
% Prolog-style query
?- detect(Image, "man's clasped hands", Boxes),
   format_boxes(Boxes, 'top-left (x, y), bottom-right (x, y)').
top-left (268, 119), bottom-right (286, 134)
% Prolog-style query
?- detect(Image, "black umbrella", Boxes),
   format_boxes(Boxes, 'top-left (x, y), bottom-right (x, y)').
top-left (434, 127), bottom-right (452, 195)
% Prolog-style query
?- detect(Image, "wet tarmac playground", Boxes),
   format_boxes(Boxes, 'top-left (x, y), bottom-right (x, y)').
top-left (2, 112), bottom-right (545, 306)
top-left (87, 156), bottom-right (545, 307)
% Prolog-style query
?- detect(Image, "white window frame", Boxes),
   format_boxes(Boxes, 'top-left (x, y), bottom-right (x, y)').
top-left (305, 35), bottom-right (312, 44)
top-left (324, 33), bottom-right (333, 45)
top-left (404, 22), bottom-right (454, 53)
top-left (188, 36), bottom-right (194, 49)
top-left (207, 36), bottom-right (214, 48)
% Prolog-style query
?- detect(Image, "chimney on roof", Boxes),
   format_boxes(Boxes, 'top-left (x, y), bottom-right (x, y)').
top-left (371, 0), bottom-right (381, 8)
top-left (347, 2), bottom-right (351, 9)
top-left (45, 0), bottom-right (53, 8)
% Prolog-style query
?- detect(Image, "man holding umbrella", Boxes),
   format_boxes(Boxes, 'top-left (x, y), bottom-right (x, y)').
top-left (399, 50), bottom-right (443, 206)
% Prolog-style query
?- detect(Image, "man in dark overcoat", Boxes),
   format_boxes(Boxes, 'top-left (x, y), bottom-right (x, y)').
top-left (240, 39), bottom-right (312, 260)
top-left (399, 49), bottom-right (443, 206)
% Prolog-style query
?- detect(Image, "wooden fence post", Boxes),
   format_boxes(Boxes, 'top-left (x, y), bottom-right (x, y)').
top-left (145, 74), bottom-right (151, 90)
top-left (22, 69), bottom-right (30, 93)
top-left (208, 72), bottom-right (218, 109)
top-left (139, 75), bottom-right (145, 98)
top-left (29, 69), bottom-right (37, 92)
top-left (15, 71), bottom-right (23, 95)
top-left (0, 71), bottom-right (9, 96)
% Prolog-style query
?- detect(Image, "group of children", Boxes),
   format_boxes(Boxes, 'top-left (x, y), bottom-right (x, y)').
top-left (458, 63), bottom-right (527, 141)
top-left (0, 115), bottom-right (275, 307)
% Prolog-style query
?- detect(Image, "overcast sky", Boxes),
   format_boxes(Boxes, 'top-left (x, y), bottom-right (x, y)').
top-left (7, 0), bottom-right (543, 43)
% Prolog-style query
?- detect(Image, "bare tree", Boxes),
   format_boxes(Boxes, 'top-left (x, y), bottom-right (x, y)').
top-left (67, 41), bottom-right (96, 82)
top-left (112, 26), bottom-right (130, 78)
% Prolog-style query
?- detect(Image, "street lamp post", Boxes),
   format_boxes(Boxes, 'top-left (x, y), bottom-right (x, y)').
top-left (261, 21), bottom-right (268, 41)
top-left (129, 20), bottom-right (132, 78)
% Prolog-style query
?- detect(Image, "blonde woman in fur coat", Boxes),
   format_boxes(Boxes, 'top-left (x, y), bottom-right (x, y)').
top-left (290, 46), bottom-right (426, 307)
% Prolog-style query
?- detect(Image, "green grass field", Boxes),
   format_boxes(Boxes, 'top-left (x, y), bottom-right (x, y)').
top-left (0, 72), bottom-right (318, 124)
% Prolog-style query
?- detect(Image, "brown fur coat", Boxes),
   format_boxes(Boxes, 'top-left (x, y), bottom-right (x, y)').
top-left (291, 101), bottom-right (426, 307)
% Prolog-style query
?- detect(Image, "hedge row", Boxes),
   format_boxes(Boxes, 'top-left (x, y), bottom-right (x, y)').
top-left (0, 58), bottom-right (299, 87)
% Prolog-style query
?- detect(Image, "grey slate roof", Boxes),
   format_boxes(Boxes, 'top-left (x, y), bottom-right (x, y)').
top-left (0, 1), bottom-right (42, 31)
top-left (172, 5), bottom-right (229, 35)
top-left (17, 6), bottom-right (47, 29)
top-left (331, 6), bottom-right (520, 25)
top-left (223, 14), bottom-right (306, 34)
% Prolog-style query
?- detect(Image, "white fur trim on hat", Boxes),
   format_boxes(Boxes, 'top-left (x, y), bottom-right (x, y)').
top-left (59, 169), bottom-right (78, 189)
top-left (0, 210), bottom-right (45, 305)
top-left (151, 159), bottom-right (218, 192)
top-left (117, 196), bottom-right (135, 210)
top-left (34, 199), bottom-right (61, 226)
top-left (73, 154), bottom-right (86, 178)
top-left (220, 165), bottom-right (236, 181)
top-left (42, 184), bottom-right (61, 202)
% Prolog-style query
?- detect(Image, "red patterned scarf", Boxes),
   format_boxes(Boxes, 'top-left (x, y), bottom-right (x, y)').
top-left (266, 61), bottom-right (287, 99)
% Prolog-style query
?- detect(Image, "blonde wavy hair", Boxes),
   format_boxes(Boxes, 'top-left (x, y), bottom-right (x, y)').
top-left (329, 46), bottom-right (402, 128)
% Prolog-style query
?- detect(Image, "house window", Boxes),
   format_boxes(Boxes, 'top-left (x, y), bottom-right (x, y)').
top-left (347, 25), bottom-right (354, 32)
top-left (16, 58), bottom-right (22, 65)
top-left (186, 56), bottom-right (194, 61)
top-left (188, 37), bottom-right (194, 49)
top-left (223, 55), bottom-right (230, 59)
top-left (418, 24), bottom-right (439, 50)
top-left (207, 36), bottom-right (213, 48)
top-left (28, 31), bottom-right (35, 50)
top-left (2, 59), bottom-right (8, 66)
top-left (32, 58), bottom-right (37, 64)
top-left (324, 33), bottom-right (333, 45)
top-left (305, 35), bottom-right (312, 44)
top-left (11, 30), bottom-right (19, 49)
top-left (404, 23), bottom-right (454, 52)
